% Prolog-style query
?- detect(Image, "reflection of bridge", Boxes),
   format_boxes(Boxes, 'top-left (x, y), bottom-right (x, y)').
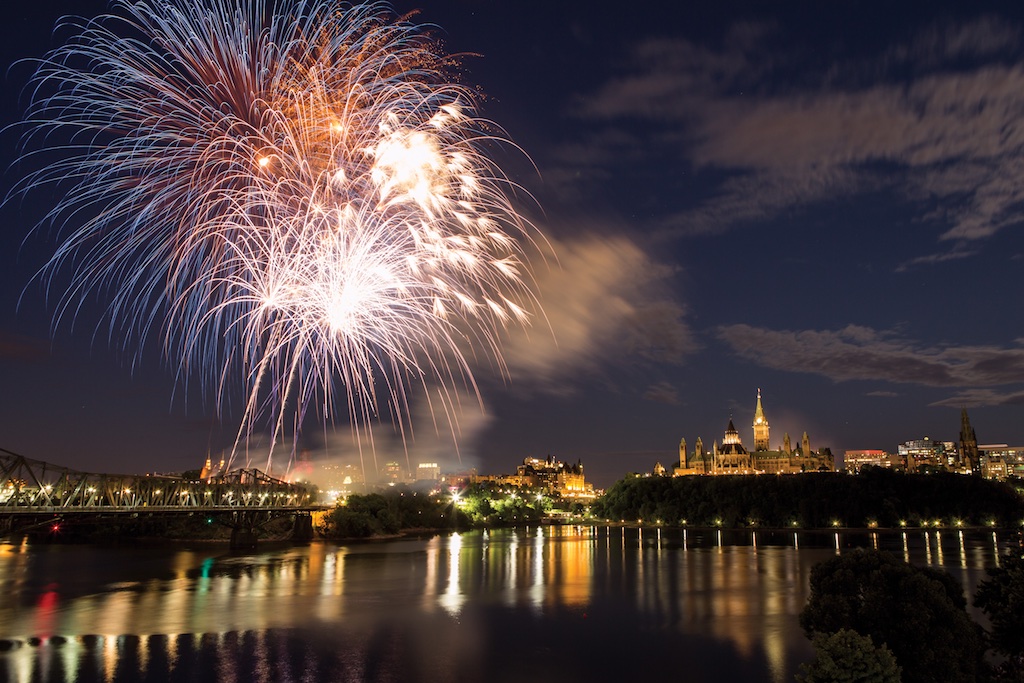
top-left (1, 448), bottom-right (324, 547)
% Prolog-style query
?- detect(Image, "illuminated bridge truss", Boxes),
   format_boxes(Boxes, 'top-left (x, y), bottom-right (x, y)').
top-left (0, 448), bottom-right (319, 516)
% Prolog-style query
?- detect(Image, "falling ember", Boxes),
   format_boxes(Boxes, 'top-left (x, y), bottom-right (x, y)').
top-left (19, 0), bottom-right (540, 469)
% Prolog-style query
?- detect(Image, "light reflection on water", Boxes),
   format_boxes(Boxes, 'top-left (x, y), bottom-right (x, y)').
top-left (0, 528), bottom-right (1013, 683)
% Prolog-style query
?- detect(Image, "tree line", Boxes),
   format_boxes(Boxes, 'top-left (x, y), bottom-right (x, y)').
top-left (590, 467), bottom-right (1024, 527)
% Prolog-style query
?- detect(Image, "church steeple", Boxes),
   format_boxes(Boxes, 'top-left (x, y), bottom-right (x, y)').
top-left (959, 408), bottom-right (980, 475)
top-left (753, 388), bottom-right (771, 451)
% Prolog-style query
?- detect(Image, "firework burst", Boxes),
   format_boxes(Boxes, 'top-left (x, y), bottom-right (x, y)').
top-left (19, 0), bottom-right (538, 469)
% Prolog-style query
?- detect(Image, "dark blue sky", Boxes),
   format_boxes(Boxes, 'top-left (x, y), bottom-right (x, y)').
top-left (4, 1), bottom-right (1024, 488)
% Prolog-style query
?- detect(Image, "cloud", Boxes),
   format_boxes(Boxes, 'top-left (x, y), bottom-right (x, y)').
top-left (929, 388), bottom-right (1024, 408)
top-left (497, 232), bottom-right (695, 394)
top-left (717, 323), bottom-right (1024, 387)
top-left (567, 15), bottom-right (1024, 259)
top-left (895, 246), bottom-right (979, 272)
top-left (883, 15), bottom-right (1022, 68)
top-left (643, 381), bottom-right (680, 405)
top-left (227, 390), bottom-right (495, 482)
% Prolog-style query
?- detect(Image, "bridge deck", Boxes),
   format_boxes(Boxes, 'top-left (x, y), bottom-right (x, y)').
top-left (1, 447), bottom-right (323, 517)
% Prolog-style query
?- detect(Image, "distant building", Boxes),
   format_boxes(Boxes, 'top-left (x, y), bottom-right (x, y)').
top-left (471, 456), bottom-right (596, 499)
top-left (416, 462), bottom-right (441, 481)
top-left (315, 462), bottom-right (366, 502)
top-left (441, 469), bottom-right (477, 490)
top-left (674, 390), bottom-right (834, 476)
top-left (844, 450), bottom-right (896, 473)
top-left (978, 445), bottom-right (1021, 480)
top-left (897, 437), bottom-right (956, 472)
top-left (381, 461), bottom-right (406, 484)
top-left (199, 455), bottom-right (226, 480)
top-left (959, 409), bottom-right (981, 475)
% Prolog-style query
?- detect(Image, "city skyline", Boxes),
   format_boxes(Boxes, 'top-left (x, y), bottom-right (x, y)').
top-left (4, 1), bottom-right (1024, 489)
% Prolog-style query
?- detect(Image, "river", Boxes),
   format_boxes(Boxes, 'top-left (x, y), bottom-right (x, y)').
top-left (0, 526), bottom-right (1013, 682)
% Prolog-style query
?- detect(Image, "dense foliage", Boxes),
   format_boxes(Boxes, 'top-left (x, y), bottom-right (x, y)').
top-left (455, 482), bottom-right (551, 525)
top-left (320, 487), bottom-right (467, 539)
top-left (795, 629), bottom-right (901, 683)
top-left (800, 549), bottom-right (988, 683)
top-left (590, 468), bottom-right (1024, 527)
top-left (974, 549), bottom-right (1024, 681)
top-left (319, 482), bottom-right (563, 538)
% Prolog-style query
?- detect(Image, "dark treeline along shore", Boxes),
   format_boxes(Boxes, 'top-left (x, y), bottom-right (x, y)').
top-left (591, 468), bottom-right (1024, 528)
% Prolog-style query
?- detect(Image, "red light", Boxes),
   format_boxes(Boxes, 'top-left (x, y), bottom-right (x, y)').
top-left (50, 523), bottom-right (60, 533)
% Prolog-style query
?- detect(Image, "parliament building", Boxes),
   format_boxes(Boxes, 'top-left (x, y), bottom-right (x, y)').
top-left (673, 391), bottom-right (834, 476)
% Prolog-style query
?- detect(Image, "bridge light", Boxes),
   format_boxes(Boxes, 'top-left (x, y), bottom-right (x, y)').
top-left (123, 488), bottom-right (131, 495)
top-left (154, 489), bottom-right (161, 494)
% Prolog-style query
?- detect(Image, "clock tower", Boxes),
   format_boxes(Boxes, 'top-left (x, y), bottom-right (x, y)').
top-left (753, 389), bottom-right (770, 451)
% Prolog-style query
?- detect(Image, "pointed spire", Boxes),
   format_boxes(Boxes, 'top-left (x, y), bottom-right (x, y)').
top-left (753, 389), bottom-right (770, 450)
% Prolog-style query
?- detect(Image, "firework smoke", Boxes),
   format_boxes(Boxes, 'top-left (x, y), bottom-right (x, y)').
top-left (18, 0), bottom-right (538, 470)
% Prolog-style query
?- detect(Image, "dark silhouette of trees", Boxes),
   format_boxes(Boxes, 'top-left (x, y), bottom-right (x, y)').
top-left (975, 549), bottom-right (1024, 681)
top-left (800, 549), bottom-right (987, 683)
top-left (589, 469), bottom-right (1023, 528)
top-left (796, 628), bottom-right (901, 683)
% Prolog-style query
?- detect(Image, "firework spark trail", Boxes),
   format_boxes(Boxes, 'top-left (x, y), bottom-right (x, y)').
top-left (18, 0), bottom-right (539, 472)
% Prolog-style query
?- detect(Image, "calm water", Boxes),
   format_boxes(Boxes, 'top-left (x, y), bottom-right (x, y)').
top-left (0, 527), bottom-right (1012, 683)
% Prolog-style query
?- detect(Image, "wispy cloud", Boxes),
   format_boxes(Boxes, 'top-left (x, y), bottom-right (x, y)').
top-left (643, 380), bottom-right (680, 405)
top-left (929, 388), bottom-right (1024, 407)
top-left (717, 323), bottom-right (1024, 387)
top-left (564, 16), bottom-right (1024, 261)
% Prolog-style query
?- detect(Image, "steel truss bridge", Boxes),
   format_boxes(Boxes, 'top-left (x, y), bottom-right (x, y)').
top-left (1, 448), bottom-right (323, 546)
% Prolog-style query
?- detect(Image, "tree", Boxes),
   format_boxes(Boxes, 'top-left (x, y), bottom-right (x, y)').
top-left (800, 549), bottom-right (987, 683)
top-left (975, 550), bottom-right (1024, 681)
top-left (796, 629), bottom-right (901, 683)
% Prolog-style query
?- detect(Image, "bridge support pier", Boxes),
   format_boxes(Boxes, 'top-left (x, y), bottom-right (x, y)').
top-left (229, 510), bottom-right (261, 551)
top-left (292, 513), bottom-right (314, 542)
top-left (230, 526), bottom-right (258, 551)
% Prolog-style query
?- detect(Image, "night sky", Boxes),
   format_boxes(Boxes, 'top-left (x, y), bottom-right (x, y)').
top-left (4, 1), bottom-right (1024, 488)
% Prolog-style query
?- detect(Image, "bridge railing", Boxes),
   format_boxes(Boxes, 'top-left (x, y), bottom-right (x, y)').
top-left (1, 448), bottom-right (318, 513)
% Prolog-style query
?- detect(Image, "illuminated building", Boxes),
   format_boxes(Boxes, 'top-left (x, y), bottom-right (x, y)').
top-left (440, 469), bottom-right (477, 489)
top-left (897, 438), bottom-right (955, 472)
top-left (381, 461), bottom-right (406, 484)
top-left (674, 391), bottom-right (834, 476)
top-left (978, 445), bottom-right (1020, 480)
top-left (416, 462), bottom-right (441, 481)
top-left (471, 456), bottom-right (596, 499)
top-left (199, 455), bottom-right (226, 480)
top-left (844, 450), bottom-right (895, 473)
